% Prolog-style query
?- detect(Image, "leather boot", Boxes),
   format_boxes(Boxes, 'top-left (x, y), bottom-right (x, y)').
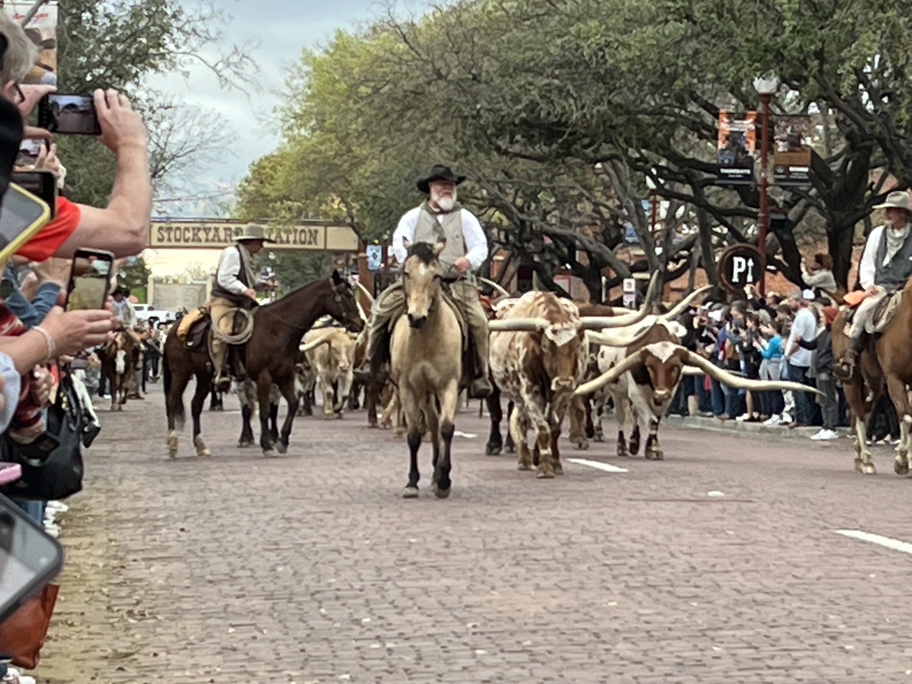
top-left (834, 335), bottom-right (864, 381)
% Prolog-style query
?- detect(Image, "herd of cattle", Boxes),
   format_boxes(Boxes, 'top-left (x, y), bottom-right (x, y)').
top-left (223, 272), bottom-right (811, 480)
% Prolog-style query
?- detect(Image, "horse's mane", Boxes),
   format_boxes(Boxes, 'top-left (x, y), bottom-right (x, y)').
top-left (259, 273), bottom-right (337, 311)
top-left (406, 242), bottom-right (439, 266)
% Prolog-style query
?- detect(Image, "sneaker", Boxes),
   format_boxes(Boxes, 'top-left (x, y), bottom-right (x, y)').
top-left (811, 429), bottom-right (839, 441)
top-left (735, 413), bottom-right (750, 422)
top-left (764, 415), bottom-right (781, 426)
top-left (46, 501), bottom-right (68, 514)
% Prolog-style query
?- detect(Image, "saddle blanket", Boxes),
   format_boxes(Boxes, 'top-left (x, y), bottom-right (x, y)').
top-left (177, 305), bottom-right (209, 341)
top-left (843, 290), bottom-right (903, 335)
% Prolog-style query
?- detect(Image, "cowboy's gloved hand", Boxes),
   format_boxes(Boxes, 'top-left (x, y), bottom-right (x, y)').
top-left (454, 257), bottom-right (471, 274)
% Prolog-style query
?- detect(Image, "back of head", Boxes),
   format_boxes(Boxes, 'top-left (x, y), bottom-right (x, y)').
top-left (0, 16), bottom-right (38, 85)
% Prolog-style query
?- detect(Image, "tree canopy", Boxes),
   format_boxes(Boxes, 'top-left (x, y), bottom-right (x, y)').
top-left (237, 0), bottom-right (912, 299)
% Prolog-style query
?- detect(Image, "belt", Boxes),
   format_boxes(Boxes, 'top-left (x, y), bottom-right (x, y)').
top-left (440, 276), bottom-right (466, 284)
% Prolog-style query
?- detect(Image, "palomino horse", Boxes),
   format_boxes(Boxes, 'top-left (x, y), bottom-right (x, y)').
top-left (391, 239), bottom-right (463, 499)
top-left (103, 331), bottom-right (140, 411)
top-left (832, 280), bottom-right (912, 475)
top-left (163, 271), bottom-right (364, 459)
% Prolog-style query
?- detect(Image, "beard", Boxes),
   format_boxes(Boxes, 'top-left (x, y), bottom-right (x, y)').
top-left (433, 192), bottom-right (457, 212)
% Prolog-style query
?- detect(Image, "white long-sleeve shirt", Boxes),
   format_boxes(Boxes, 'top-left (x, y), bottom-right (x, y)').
top-left (216, 246), bottom-right (249, 295)
top-left (858, 226), bottom-right (883, 290)
top-left (391, 206), bottom-right (489, 271)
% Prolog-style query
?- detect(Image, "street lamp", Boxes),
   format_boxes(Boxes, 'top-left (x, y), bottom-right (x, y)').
top-left (753, 75), bottom-right (779, 297)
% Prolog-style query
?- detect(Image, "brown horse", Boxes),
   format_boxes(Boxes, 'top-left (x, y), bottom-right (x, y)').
top-left (103, 331), bottom-right (140, 411)
top-left (831, 278), bottom-right (912, 475)
top-left (163, 271), bottom-right (364, 459)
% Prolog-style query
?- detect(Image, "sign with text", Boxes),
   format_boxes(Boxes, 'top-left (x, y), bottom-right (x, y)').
top-left (3, 2), bottom-right (57, 86)
top-left (149, 220), bottom-right (360, 252)
top-left (718, 244), bottom-right (763, 294)
top-left (717, 111), bottom-right (757, 185)
top-left (773, 115), bottom-right (813, 186)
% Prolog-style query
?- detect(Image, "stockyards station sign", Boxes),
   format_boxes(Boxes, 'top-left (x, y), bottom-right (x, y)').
top-left (149, 219), bottom-right (361, 252)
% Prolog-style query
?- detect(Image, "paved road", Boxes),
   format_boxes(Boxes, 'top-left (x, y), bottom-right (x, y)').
top-left (33, 387), bottom-right (912, 683)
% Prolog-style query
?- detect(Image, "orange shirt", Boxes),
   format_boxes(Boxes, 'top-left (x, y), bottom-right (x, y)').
top-left (16, 197), bottom-right (81, 261)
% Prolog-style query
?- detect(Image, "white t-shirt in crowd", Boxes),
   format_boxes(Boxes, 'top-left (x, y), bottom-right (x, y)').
top-left (786, 307), bottom-right (816, 368)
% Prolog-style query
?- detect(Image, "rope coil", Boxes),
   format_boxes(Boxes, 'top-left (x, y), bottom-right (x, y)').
top-left (209, 308), bottom-right (256, 345)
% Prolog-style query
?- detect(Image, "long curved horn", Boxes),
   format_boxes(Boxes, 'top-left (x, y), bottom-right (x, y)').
top-left (586, 328), bottom-right (652, 348)
top-left (577, 271), bottom-right (663, 330)
top-left (477, 276), bottom-right (511, 298)
top-left (489, 318), bottom-right (551, 332)
top-left (300, 337), bottom-right (332, 353)
top-left (574, 349), bottom-right (647, 396)
top-left (660, 285), bottom-right (713, 321)
top-left (355, 280), bottom-right (375, 303)
top-left (683, 350), bottom-right (822, 394)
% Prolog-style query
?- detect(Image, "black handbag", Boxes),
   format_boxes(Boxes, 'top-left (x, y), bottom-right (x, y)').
top-left (0, 373), bottom-right (85, 501)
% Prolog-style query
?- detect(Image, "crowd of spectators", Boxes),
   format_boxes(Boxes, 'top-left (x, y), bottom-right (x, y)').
top-left (666, 257), bottom-right (892, 444)
top-left (0, 11), bottom-right (153, 682)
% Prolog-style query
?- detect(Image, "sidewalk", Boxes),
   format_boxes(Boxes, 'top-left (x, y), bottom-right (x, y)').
top-left (665, 415), bottom-right (828, 439)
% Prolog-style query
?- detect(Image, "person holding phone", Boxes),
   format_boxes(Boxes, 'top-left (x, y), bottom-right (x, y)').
top-left (0, 12), bottom-right (152, 264)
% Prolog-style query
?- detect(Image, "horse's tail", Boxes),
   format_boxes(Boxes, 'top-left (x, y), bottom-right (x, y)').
top-left (162, 342), bottom-right (185, 429)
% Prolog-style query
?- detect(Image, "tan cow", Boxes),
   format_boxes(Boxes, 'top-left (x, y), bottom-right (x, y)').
top-left (301, 327), bottom-right (360, 419)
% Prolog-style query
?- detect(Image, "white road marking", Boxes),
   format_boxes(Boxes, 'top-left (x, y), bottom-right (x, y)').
top-left (567, 458), bottom-right (628, 473)
top-left (835, 529), bottom-right (912, 555)
top-left (707, 491), bottom-right (725, 497)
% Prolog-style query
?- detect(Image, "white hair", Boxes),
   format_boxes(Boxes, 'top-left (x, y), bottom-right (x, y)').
top-left (0, 13), bottom-right (38, 84)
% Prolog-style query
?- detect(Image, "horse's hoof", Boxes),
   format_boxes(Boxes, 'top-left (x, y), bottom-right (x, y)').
top-left (865, 463), bottom-right (877, 475)
top-left (263, 449), bottom-right (279, 458)
top-left (197, 448), bottom-right (211, 458)
top-left (553, 464), bottom-right (564, 476)
top-left (650, 450), bottom-right (664, 461)
top-left (536, 469), bottom-right (555, 479)
top-left (434, 486), bottom-right (451, 499)
top-left (485, 445), bottom-right (502, 456)
top-left (505, 445), bottom-right (515, 454)
top-left (237, 440), bottom-right (252, 448)
top-left (518, 463), bottom-right (533, 471)
top-left (572, 438), bottom-right (589, 451)
top-left (167, 451), bottom-right (176, 460)
top-left (894, 459), bottom-right (907, 476)
top-left (402, 486), bottom-right (419, 499)
top-left (593, 434), bottom-right (604, 443)
top-left (276, 442), bottom-right (288, 455)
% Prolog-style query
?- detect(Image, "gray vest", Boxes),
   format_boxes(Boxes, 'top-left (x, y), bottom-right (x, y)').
top-left (413, 202), bottom-right (467, 277)
top-left (874, 226), bottom-right (912, 291)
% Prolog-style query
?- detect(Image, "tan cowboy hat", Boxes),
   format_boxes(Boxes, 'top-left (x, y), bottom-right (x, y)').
top-left (874, 191), bottom-right (912, 212)
top-left (235, 223), bottom-right (276, 243)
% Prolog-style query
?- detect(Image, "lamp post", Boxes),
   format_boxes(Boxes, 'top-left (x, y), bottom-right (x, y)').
top-left (753, 75), bottom-right (779, 297)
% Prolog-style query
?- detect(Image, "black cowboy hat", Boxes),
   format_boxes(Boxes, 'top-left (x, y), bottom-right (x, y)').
top-left (113, 285), bottom-right (130, 297)
top-left (416, 165), bottom-right (466, 194)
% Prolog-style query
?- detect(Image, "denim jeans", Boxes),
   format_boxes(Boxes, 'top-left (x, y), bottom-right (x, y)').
top-left (787, 363), bottom-right (814, 425)
top-left (710, 379), bottom-right (725, 416)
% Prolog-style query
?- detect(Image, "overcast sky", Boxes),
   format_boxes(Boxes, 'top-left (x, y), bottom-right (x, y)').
top-left (140, 0), bottom-right (384, 276)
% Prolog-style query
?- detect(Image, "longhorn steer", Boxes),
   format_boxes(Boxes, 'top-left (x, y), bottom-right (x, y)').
top-left (302, 327), bottom-right (359, 418)
top-left (579, 335), bottom-right (820, 461)
top-left (488, 275), bottom-right (661, 478)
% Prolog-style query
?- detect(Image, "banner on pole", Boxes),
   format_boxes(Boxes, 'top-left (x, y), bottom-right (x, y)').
top-left (773, 115), bottom-right (813, 186)
top-left (2, 1), bottom-right (57, 85)
top-left (716, 111), bottom-right (756, 185)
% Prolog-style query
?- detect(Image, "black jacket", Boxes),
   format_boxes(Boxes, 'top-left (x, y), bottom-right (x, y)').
top-left (797, 328), bottom-right (833, 376)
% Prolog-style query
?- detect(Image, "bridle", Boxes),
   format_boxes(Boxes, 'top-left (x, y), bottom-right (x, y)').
top-left (257, 280), bottom-right (361, 332)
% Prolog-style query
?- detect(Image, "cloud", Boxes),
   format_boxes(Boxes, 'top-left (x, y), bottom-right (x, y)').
top-left (143, 0), bottom-right (384, 188)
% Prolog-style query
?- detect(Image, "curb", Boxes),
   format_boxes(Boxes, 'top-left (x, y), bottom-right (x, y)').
top-left (664, 415), bottom-right (832, 440)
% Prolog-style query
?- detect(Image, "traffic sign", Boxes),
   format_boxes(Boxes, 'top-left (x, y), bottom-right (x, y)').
top-left (718, 244), bottom-right (763, 294)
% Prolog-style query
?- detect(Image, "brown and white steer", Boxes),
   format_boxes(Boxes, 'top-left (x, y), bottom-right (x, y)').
top-left (578, 337), bottom-right (820, 461)
top-left (488, 287), bottom-right (660, 478)
top-left (302, 327), bottom-right (359, 418)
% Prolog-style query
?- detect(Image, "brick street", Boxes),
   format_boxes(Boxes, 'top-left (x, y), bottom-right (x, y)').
top-left (31, 388), bottom-right (912, 683)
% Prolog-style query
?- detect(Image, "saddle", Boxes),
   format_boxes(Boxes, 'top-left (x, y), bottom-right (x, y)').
top-left (842, 290), bottom-right (903, 335)
top-left (178, 307), bottom-right (211, 351)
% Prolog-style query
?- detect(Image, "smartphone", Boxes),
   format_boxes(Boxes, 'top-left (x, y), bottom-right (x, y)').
top-left (0, 183), bottom-right (51, 264)
top-left (65, 249), bottom-right (114, 312)
top-left (0, 493), bottom-right (64, 624)
top-left (15, 139), bottom-right (48, 168)
top-left (11, 170), bottom-right (57, 218)
top-left (37, 93), bottom-right (101, 136)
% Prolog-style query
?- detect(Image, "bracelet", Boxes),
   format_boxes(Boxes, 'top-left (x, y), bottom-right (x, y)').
top-left (32, 325), bottom-right (56, 362)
